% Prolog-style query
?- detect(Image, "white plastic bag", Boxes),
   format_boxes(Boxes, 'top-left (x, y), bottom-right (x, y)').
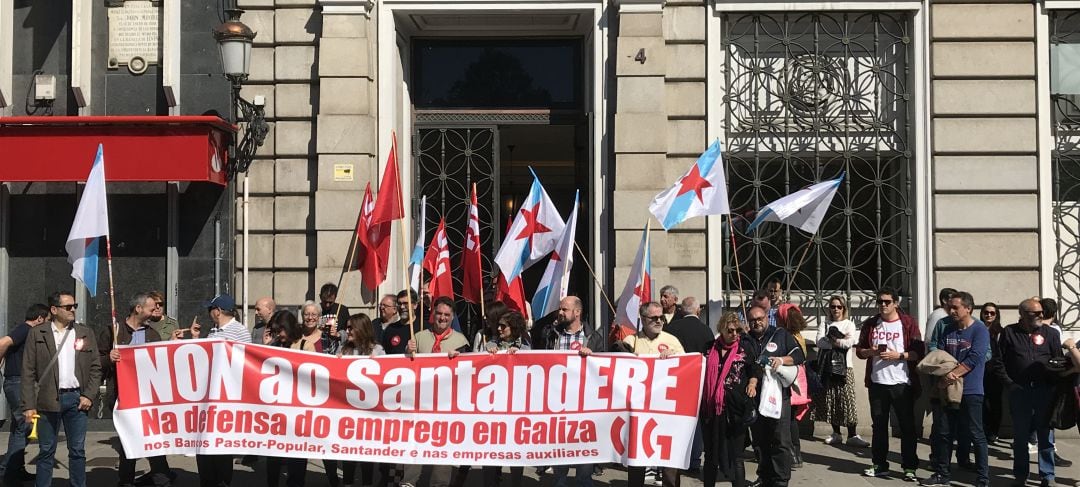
top-left (758, 369), bottom-right (783, 419)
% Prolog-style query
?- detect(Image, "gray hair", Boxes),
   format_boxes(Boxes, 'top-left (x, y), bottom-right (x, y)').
top-left (680, 297), bottom-right (700, 316)
top-left (128, 292), bottom-right (153, 315)
top-left (660, 285), bottom-right (679, 297)
top-left (301, 300), bottom-right (320, 315)
top-left (638, 301), bottom-right (663, 318)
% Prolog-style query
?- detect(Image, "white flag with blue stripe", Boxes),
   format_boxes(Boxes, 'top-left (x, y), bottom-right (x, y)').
top-left (66, 144), bottom-right (110, 296)
top-left (408, 195), bottom-right (427, 292)
top-left (531, 191), bottom-right (578, 319)
top-left (746, 174), bottom-right (844, 235)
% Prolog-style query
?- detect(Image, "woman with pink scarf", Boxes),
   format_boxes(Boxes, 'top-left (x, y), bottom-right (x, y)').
top-left (701, 312), bottom-right (762, 487)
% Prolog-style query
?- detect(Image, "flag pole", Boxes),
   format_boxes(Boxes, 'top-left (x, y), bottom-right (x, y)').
top-left (332, 226), bottom-right (362, 336)
top-left (474, 183), bottom-right (487, 321)
top-left (726, 217), bottom-right (749, 321)
top-left (105, 236), bottom-right (118, 345)
top-left (573, 241), bottom-right (616, 317)
top-left (390, 132), bottom-right (416, 344)
top-left (785, 232), bottom-right (816, 300)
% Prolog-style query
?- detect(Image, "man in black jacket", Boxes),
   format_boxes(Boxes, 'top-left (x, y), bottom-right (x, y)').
top-left (101, 292), bottom-right (172, 487)
top-left (537, 296), bottom-right (603, 485)
top-left (663, 297), bottom-right (713, 474)
top-left (991, 298), bottom-right (1063, 487)
top-left (745, 305), bottom-right (805, 487)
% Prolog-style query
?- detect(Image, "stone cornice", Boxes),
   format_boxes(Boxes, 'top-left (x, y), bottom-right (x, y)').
top-left (613, 0), bottom-right (665, 13)
top-left (319, 0), bottom-right (375, 15)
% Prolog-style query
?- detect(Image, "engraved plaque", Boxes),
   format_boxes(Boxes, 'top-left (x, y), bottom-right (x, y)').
top-left (108, 1), bottom-right (161, 74)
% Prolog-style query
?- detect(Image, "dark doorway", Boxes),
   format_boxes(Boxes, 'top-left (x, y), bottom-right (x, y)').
top-left (410, 38), bottom-right (591, 334)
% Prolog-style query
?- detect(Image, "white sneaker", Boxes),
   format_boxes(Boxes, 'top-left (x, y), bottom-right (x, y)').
top-left (1030, 442), bottom-right (1038, 454)
top-left (824, 433), bottom-right (842, 445)
top-left (847, 435), bottom-right (871, 448)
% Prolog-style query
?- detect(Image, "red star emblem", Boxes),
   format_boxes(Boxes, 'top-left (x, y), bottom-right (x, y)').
top-left (514, 202), bottom-right (553, 241)
top-left (676, 165), bottom-right (713, 203)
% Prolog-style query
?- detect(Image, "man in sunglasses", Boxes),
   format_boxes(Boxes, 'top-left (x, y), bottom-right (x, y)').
top-left (855, 288), bottom-right (923, 482)
top-left (744, 304), bottom-right (803, 487)
top-left (991, 298), bottom-right (1063, 487)
top-left (22, 292), bottom-right (101, 487)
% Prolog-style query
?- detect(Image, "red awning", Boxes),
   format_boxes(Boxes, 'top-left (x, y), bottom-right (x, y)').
top-left (0, 116), bottom-right (235, 186)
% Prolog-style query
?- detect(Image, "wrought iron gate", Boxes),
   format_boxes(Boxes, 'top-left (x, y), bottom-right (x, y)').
top-left (412, 127), bottom-right (499, 332)
top-left (1051, 10), bottom-right (1080, 329)
top-left (720, 11), bottom-right (916, 320)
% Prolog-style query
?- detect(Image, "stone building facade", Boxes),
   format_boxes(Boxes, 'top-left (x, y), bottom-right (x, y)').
top-left (1, 0), bottom-right (1077, 334)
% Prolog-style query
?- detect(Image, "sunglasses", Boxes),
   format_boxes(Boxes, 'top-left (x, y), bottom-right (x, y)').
top-left (984, 311), bottom-right (997, 316)
top-left (55, 304), bottom-right (78, 311)
top-left (1023, 310), bottom-right (1043, 317)
top-left (829, 305), bottom-right (845, 310)
top-left (645, 316), bottom-right (664, 323)
top-left (877, 299), bottom-right (894, 306)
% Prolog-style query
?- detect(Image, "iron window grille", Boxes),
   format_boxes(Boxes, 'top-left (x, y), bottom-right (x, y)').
top-left (720, 11), bottom-right (916, 324)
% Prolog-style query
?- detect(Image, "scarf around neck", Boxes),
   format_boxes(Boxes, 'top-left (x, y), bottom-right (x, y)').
top-left (704, 337), bottom-right (741, 416)
top-left (431, 327), bottom-right (454, 353)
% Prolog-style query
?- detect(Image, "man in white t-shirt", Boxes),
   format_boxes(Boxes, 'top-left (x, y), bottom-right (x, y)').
top-left (856, 288), bottom-right (924, 481)
top-left (924, 288), bottom-right (956, 346)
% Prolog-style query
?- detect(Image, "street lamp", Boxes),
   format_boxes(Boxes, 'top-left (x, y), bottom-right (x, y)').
top-left (214, 8), bottom-right (268, 176)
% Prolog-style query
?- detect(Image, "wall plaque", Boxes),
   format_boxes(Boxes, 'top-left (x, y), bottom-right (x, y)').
top-left (108, 1), bottom-right (161, 74)
top-left (334, 164), bottom-right (355, 182)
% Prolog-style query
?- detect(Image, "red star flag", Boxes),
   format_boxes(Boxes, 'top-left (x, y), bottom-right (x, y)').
top-left (649, 139), bottom-right (730, 230)
top-left (493, 169), bottom-right (564, 283)
top-left (531, 191), bottom-right (578, 319)
top-left (613, 222), bottom-right (652, 330)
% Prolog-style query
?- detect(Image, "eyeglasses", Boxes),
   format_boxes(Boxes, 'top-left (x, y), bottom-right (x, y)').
top-left (984, 311), bottom-right (997, 316)
top-left (1022, 309), bottom-right (1043, 317)
top-left (302, 313), bottom-right (320, 318)
top-left (645, 316), bottom-right (664, 323)
top-left (877, 299), bottom-right (894, 306)
top-left (829, 305), bottom-right (845, 310)
top-left (55, 304), bottom-right (78, 311)
top-left (748, 316), bottom-right (766, 322)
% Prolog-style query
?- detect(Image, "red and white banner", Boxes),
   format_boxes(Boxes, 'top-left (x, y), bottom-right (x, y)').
top-left (114, 340), bottom-right (705, 468)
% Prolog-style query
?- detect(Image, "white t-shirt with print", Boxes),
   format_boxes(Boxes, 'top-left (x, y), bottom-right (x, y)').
top-left (869, 318), bottom-right (909, 385)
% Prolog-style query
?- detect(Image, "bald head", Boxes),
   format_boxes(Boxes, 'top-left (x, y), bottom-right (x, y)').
top-left (680, 297), bottom-right (700, 317)
top-left (255, 297), bottom-right (276, 324)
top-left (557, 296), bottom-right (583, 330)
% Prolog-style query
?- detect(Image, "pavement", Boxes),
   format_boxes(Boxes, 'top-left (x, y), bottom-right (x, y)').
top-left (3, 429), bottom-right (1078, 486)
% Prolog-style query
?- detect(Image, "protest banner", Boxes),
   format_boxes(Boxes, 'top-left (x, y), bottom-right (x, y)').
top-left (114, 340), bottom-right (705, 468)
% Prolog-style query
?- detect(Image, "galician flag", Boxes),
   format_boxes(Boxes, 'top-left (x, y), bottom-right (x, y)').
top-left (408, 195), bottom-right (427, 292)
top-left (649, 139), bottom-right (730, 230)
top-left (613, 222), bottom-right (652, 330)
top-left (66, 144), bottom-right (110, 296)
top-left (531, 191), bottom-right (579, 319)
top-left (746, 173), bottom-right (845, 234)
top-left (493, 170), bottom-right (564, 282)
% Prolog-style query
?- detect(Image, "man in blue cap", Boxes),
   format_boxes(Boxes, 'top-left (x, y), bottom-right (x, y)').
top-left (190, 294), bottom-right (250, 487)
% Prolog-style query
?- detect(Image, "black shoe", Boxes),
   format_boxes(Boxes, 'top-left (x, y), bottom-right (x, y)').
top-left (919, 473), bottom-right (950, 487)
top-left (1040, 479), bottom-right (1057, 487)
top-left (239, 455), bottom-right (259, 467)
top-left (957, 462), bottom-right (976, 472)
top-left (1054, 453), bottom-right (1072, 468)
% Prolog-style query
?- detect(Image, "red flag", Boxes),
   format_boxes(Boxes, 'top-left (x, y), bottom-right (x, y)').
top-left (460, 184), bottom-right (483, 303)
top-left (360, 184), bottom-right (391, 290)
top-left (496, 214), bottom-right (529, 319)
top-left (423, 218), bottom-right (454, 299)
top-left (361, 132), bottom-right (404, 289)
top-left (344, 183), bottom-right (374, 273)
top-left (372, 132), bottom-right (404, 224)
top-left (497, 274), bottom-right (529, 320)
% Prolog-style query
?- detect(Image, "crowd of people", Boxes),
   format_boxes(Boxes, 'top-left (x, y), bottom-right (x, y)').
top-left (0, 283), bottom-right (1077, 487)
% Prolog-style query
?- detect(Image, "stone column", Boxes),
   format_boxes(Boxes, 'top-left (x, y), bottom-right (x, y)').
top-left (929, 2), bottom-right (1039, 307)
top-left (315, 0), bottom-right (377, 306)
top-left (612, 0), bottom-right (670, 297)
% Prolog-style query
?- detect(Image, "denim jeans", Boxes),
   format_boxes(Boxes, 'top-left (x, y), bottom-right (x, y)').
top-left (930, 394), bottom-right (988, 485)
top-left (552, 464), bottom-right (594, 487)
top-left (0, 376), bottom-right (29, 479)
top-left (36, 390), bottom-right (88, 487)
top-left (1010, 385), bottom-right (1054, 482)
